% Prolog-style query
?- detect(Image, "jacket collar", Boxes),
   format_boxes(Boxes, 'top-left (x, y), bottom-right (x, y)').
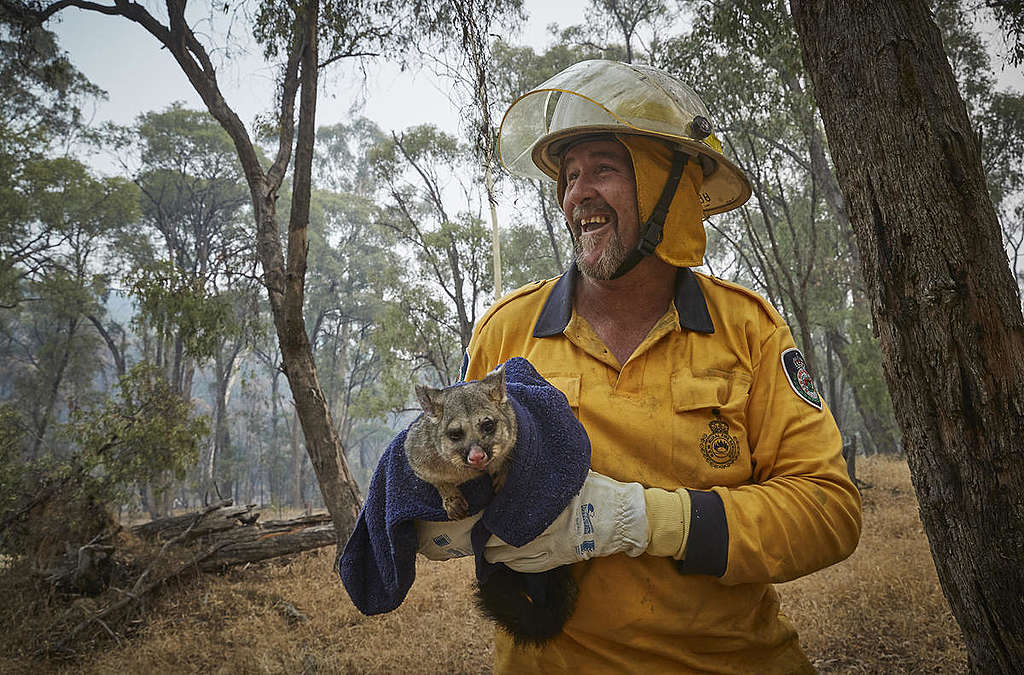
top-left (532, 263), bottom-right (715, 338)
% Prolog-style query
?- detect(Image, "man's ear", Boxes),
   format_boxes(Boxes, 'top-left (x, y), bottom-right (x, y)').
top-left (482, 364), bottom-right (507, 404)
top-left (416, 385), bottom-right (443, 421)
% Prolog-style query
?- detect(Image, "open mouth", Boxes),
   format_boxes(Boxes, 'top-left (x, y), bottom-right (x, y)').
top-left (578, 213), bottom-right (612, 234)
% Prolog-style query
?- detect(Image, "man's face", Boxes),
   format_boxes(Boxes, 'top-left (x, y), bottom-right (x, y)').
top-left (560, 138), bottom-right (640, 280)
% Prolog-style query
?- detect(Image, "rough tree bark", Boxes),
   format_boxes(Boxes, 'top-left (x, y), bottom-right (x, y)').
top-left (791, 2), bottom-right (1024, 671)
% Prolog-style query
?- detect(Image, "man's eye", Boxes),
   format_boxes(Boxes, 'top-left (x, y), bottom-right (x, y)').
top-left (447, 428), bottom-right (465, 442)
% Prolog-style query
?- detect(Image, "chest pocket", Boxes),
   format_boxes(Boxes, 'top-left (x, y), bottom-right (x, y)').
top-left (546, 375), bottom-right (581, 414)
top-left (670, 368), bottom-right (751, 488)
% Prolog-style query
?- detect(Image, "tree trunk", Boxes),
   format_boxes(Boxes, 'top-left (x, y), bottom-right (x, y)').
top-left (485, 161), bottom-right (503, 299)
top-left (792, 2), bottom-right (1024, 671)
top-left (212, 342), bottom-right (242, 500)
top-left (290, 407), bottom-right (304, 508)
top-left (536, 180), bottom-right (564, 270)
top-left (31, 316), bottom-right (78, 458)
top-left (266, 2), bottom-right (362, 544)
top-left (86, 314), bottom-right (126, 378)
top-left (268, 359), bottom-right (284, 505)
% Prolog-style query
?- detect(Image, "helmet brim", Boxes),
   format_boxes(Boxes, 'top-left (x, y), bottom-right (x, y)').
top-left (530, 126), bottom-right (751, 217)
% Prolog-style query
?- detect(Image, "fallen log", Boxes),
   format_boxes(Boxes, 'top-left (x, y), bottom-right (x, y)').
top-left (199, 523), bottom-right (336, 571)
top-left (130, 503), bottom-right (336, 570)
top-left (259, 513), bottom-right (332, 529)
top-left (131, 501), bottom-right (253, 541)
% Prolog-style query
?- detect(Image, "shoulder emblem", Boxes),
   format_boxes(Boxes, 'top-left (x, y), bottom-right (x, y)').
top-left (781, 348), bottom-right (822, 410)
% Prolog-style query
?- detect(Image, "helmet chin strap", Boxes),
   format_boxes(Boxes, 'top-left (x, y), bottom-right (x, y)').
top-left (608, 150), bottom-right (689, 280)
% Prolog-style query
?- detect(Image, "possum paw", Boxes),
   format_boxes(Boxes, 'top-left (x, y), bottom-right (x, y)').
top-left (442, 492), bottom-right (469, 520)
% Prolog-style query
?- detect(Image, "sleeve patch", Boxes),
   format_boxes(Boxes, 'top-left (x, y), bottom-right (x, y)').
top-left (781, 348), bottom-right (822, 410)
top-left (458, 349), bottom-right (470, 382)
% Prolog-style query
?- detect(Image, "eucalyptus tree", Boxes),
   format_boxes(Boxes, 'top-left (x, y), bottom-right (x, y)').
top-left (987, 1), bottom-right (1024, 66)
top-left (415, 0), bottom-right (525, 299)
top-left (307, 195), bottom-right (403, 435)
top-left (0, 17), bottom-right (105, 307)
top-left (0, 18), bottom-right (134, 433)
top-left (554, 0), bottom-right (674, 65)
top-left (981, 91), bottom-right (1024, 290)
top-left (931, 0), bottom-right (1024, 295)
top-left (2, 0), bottom-right (478, 543)
top-left (115, 104), bottom-right (252, 400)
top-left (306, 124), bottom-right (411, 492)
top-left (1, 158), bottom-right (137, 460)
top-left (793, 2), bottom-right (1024, 669)
top-left (369, 123), bottom-right (494, 385)
top-left (204, 281), bottom-right (265, 503)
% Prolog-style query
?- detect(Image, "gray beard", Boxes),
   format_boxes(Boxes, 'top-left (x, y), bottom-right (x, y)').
top-left (573, 226), bottom-right (631, 280)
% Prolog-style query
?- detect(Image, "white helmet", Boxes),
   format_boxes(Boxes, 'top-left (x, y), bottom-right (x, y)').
top-left (498, 59), bottom-right (750, 217)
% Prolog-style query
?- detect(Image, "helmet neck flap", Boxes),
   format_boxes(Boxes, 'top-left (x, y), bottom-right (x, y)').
top-left (556, 133), bottom-right (708, 276)
top-left (607, 147), bottom-right (688, 279)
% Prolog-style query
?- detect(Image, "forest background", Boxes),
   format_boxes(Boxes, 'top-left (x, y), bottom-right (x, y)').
top-left (1, 0), bottom-right (1022, 544)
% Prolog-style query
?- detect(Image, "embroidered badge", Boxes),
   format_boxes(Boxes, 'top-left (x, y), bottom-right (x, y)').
top-left (700, 415), bottom-right (740, 469)
top-left (781, 347), bottom-right (822, 410)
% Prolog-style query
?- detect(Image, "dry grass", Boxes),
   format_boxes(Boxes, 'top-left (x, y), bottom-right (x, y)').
top-left (780, 455), bottom-right (967, 673)
top-left (0, 455), bottom-right (966, 673)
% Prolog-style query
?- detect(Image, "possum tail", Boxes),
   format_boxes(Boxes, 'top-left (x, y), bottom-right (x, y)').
top-left (475, 565), bottom-right (578, 646)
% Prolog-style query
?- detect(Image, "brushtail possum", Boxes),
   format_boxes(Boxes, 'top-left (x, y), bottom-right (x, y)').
top-left (407, 364), bottom-right (577, 646)
top-left (405, 365), bottom-right (517, 520)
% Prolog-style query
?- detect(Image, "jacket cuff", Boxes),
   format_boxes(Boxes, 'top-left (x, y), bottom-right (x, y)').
top-left (675, 489), bottom-right (728, 577)
top-left (643, 487), bottom-right (692, 558)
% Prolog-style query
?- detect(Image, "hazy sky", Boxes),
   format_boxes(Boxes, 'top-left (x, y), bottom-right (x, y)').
top-left (48, 2), bottom-right (1023, 174)
top-left (51, 1), bottom-right (588, 148)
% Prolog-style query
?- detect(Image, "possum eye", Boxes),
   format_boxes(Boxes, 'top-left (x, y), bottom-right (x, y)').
top-left (479, 418), bottom-right (496, 435)
top-left (446, 427), bottom-right (465, 442)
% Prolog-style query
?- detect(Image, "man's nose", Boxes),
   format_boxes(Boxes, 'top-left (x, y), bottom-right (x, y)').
top-left (565, 171), bottom-right (598, 205)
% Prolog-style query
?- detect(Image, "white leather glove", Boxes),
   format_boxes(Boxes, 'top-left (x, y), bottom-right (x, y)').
top-left (415, 512), bottom-right (481, 560)
top-left (483, 470), bottom-right (649, 573)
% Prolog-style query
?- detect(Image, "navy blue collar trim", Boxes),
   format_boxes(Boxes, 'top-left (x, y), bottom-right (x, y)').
top-left (532, 264), bottom-right (715, 338)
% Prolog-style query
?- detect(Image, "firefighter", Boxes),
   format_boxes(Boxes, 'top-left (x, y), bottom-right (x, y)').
top-left (420, 59), bottom-right (861, 673)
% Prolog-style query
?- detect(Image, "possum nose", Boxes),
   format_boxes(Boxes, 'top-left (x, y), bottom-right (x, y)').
top-left (467, 445), bottom-right (488, 468)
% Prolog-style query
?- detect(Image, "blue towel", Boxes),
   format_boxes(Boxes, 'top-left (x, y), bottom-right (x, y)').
top-left (338, 357), bottom-right (591, 615)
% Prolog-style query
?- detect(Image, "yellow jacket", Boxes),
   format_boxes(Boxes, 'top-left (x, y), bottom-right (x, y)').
top-left (463, 266), bottom-right (862, 673)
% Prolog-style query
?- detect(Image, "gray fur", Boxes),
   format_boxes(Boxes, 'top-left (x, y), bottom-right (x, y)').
top-left (405, 364), bottom-right (517, 519)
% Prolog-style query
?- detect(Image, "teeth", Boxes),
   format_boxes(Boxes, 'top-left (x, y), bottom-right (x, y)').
top-left (579, 215), bottom-right (609, 230)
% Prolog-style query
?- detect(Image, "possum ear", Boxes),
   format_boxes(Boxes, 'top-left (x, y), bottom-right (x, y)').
top-left (482, 364), bottom-right (507, 404)
top-left (416, 385), bottom-right (443, 420)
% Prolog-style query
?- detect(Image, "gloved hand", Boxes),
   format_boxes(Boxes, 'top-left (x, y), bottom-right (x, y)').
top-left (415, 511), bottom-right (481, 560)
top-left (483, 470), bottom-right (649, 573)
top-left (414, 471), bottom-right (693, 570)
